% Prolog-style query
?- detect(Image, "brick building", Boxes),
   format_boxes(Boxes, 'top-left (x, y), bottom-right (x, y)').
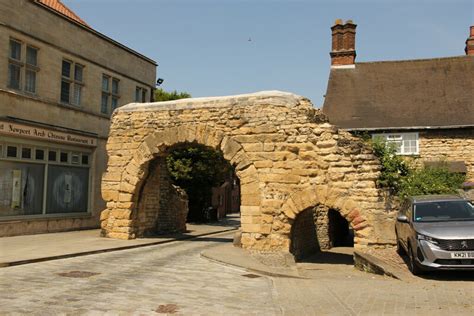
top-left (323, 20), bottom-right (474, 181)
top-left (0, 0), bottom-right (157, 236)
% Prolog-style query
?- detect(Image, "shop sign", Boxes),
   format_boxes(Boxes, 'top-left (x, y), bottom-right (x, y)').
top-left (0, 120), bottom-right (97, 147)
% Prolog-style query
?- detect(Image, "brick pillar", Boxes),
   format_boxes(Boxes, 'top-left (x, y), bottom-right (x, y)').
top-left (466, 26), bottom-right (474, 56)
top-left (330, 19), bottom-right (357, 66)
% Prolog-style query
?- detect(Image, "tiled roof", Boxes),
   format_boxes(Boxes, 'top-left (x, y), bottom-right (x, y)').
top-left (37, 0), bottom-right (89, 27)
top-left (322, 56), bottom-right (474, 129)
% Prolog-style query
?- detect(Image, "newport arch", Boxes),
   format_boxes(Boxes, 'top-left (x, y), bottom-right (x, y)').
top-left (100, 91), bottom-right (395, 252)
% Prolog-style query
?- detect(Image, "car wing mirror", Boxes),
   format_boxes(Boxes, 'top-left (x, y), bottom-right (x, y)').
top-left (396, 215), bottom-right (409, 223)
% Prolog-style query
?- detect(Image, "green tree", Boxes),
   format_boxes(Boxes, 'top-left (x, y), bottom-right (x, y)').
top-left (166, 143), bottom-right (232, 222)
top-left (154, 88), bottom-right (191, 101)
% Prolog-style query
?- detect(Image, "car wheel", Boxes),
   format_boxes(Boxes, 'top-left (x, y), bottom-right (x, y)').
top-left (408, 244), bottom-right (423, 275)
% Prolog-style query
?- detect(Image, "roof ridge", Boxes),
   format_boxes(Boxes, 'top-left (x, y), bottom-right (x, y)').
top-left (355, 55), bottom-right (472, 65)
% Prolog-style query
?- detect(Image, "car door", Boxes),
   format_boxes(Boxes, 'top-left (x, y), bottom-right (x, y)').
top-left (404, 202), bottom-right (414, 247)
top-left (398, 200), bottom-right (410, 249)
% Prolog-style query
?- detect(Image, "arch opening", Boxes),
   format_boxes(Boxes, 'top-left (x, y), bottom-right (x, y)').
top-left (328, 208), bottom-right (354, 248)
top-left (289, 204), bottom-right (355, 261)
top-left (134, 142), bottom-right (240, 237)
top-left (289, 207), bottom-right (319, 260)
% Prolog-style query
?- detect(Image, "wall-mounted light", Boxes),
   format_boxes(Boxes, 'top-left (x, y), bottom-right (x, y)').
top-left (156, 78), bottom-right (164, 86)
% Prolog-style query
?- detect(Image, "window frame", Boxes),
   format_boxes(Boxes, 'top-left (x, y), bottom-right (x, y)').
top-left (101, 75), bottom-right (120, 114)
top-left (372, 132), bottom-right (419, 155)
top-left (60, 59), bottom-right (85, 106)
top-left (135, 86), bottom-right (148, 103)
top-left (7, 39), bottom-right (39, 94)
top-left (0, 137), bottom-right (93, 218)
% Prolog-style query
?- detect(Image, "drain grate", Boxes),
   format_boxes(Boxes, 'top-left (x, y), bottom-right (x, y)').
top-left (57, 271), bottom-right (100, 278)
top-left (242, 273), bottom-right (261, 278)
top-left (155, 304), bottom-right (179, 314)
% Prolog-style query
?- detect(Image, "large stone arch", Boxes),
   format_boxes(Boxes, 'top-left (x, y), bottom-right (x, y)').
top-left (101, 124), bottom-right (260, 239)
top-left (100, 91), bottom-right (396, 251)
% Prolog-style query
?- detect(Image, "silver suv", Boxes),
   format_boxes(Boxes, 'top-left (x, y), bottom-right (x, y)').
top-left (395, 195), bottom-right (474, 275)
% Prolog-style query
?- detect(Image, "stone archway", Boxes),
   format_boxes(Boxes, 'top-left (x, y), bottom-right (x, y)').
top-left (101, 125), bottom-right (260, 240)
top-left (100, 91), bottom-right (396, 252)
top-left (281, 185), bottom-right (370, 251)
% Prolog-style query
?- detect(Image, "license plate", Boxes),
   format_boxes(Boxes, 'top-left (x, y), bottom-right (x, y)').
top-left (451, 252), bottom-right (474, 259)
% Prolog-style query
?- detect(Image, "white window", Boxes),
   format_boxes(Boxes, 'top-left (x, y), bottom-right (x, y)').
top-left (372, 132), bottom-right (419, 155)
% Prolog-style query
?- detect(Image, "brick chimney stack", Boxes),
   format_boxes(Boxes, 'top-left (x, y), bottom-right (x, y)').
top-left (330, 19), bottom-right (357, 66)
top-left (465, 26), bottom-right (474, 56)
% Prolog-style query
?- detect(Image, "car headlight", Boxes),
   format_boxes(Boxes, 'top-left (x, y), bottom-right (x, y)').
top-left (417, 234), bottom-right (439, 245)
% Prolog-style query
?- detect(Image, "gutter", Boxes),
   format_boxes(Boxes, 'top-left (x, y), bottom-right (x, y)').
top-left (343, 124), bottom-right (474, 132)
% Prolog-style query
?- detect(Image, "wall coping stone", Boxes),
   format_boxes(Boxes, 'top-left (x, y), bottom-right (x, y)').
top-left (120, 91), bottom-right (306, 112)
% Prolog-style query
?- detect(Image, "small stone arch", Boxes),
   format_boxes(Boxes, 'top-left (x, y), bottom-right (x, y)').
top-left (281, 184), bottom-right (370, 251)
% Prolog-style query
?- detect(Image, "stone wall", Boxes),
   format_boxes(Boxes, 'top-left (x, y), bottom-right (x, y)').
top-left (419, 129), bottom-right (474, 181)
top-left (100, 91), bottom-right (397, 252)
top-left (314, 205), bottom-right (331, 249)
top-left (133, 158), bottom-right (188, 237)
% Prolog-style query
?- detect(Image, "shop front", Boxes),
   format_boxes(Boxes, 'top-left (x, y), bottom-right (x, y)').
top-left (0, 117), bottom-right (98, 233)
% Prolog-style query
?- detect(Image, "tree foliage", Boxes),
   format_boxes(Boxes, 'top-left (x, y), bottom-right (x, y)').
top-left (166, 144), bottom-right (232, 221)
top-left (154, 88), bottom-right (191, 102)
top-left (398, 165), bottom-right (465, 199)
top-left (371, 138), bottom-right (410, 192)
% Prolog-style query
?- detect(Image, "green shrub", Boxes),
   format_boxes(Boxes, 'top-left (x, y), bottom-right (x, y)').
top-left (369, 138), bottom-right (410, 192)
top-left (398, 165), bottom-right (465, 199)
top-left (367, 138), bottom-right (465, 199)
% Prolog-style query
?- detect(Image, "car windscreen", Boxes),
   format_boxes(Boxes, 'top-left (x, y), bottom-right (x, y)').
top-left (414, 200), bottom-right (474, 222)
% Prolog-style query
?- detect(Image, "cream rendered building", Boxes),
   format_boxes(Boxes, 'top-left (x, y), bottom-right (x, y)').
top-left (0, 0), bottom-right (157, 236)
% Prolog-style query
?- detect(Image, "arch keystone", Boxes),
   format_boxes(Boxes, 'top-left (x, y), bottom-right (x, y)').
top-left (221, 136), bottom-right (242, 161)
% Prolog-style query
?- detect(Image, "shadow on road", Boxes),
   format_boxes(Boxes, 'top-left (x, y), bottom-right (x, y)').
top-left (298, 247), bottom-right (354, 265)
top-left (183, 236), bottom-right (233, 243)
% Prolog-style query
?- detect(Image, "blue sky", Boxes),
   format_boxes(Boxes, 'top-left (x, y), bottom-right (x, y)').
top-left (63, 0), bottom-right (473, 107)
